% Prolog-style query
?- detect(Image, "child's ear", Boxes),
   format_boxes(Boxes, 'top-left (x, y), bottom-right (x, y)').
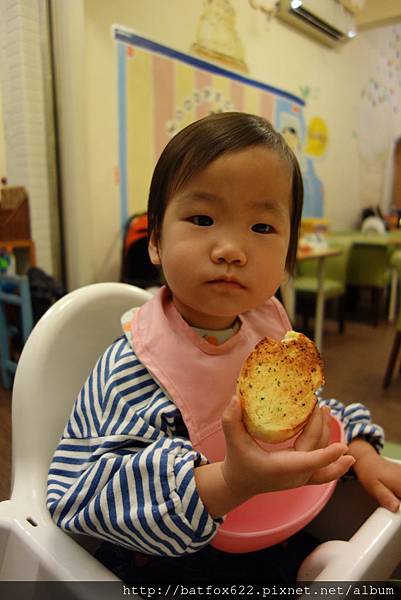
top-left (281, 270), bottom-right (290, 285)
top-left (148, 232), bottom-right (161, 265)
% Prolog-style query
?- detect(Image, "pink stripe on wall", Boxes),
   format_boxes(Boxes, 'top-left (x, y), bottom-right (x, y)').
top-left (195, 69), bottom-right (213, 119)
top-left (153, 55), bottom-right (174, 160)
top-left (260, 92), bottom-right (274, 122)
top-left (230, 81), bottom-right (244, 112)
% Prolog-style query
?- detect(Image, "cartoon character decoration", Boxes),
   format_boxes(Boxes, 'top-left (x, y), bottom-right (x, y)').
top-left (305, 117), bottom-right (328, 157)
top-left (191, 0), bottom-right (248, 73)
top-left (277, 107), bottom-right (328, 219)
top-left (248, 0), bottom-right (280, 20)
top-left (300, 116), bottom-right (328, 218)
top-left (282, 125), bottom-right (302, 155)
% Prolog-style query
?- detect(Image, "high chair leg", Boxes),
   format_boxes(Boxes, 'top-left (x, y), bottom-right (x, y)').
top-left (371, 287), bottom-right (382, 327)
top-left (337, 295), bottom-right (346, 335)
top-left (383, 331), bottom-right (401, 389)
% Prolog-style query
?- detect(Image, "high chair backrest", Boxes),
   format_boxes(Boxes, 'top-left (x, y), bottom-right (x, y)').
top-left (10, 283), bottom-right (152, 511)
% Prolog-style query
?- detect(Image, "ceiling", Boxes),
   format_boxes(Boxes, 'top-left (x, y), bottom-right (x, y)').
top-left (345, 0), bottom-right (401, 30)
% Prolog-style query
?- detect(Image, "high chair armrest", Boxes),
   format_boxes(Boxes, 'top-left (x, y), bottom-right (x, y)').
top-left (298, 505), bottom-right (401, 581)
top-left (0, 499), bottom-right (119, 582)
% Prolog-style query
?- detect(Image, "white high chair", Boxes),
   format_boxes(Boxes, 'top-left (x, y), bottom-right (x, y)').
top-left (0, 283), bottom-right (400, 594)
top-left (0, 283), bottom-right (152, 589)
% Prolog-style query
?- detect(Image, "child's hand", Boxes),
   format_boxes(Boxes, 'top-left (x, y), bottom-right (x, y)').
top-left (221, 396), bottom-right (355, 500)
top-left (349, 438), bottom-right (401, 513)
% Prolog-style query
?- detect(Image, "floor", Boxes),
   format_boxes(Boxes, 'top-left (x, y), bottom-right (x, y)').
top-left (1, 304), bottom-right (401, 503)
top-left (319, 318), bottom-right (401, 444)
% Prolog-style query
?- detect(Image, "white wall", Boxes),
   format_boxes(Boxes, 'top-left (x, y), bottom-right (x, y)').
top-left (53, 0), bottom-right (401, 287)
top-left (84, 0), bottom-right (205, 284)
top-left (51, 0), bottom-right (92, 289)
top-left (0, 88), bottom-right (6, 182)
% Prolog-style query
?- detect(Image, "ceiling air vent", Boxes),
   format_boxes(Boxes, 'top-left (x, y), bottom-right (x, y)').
top-left (277, 0), bottom-right (357, 47)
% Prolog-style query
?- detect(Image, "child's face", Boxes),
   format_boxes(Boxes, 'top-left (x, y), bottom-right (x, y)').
top-left (149, 146), bottom-right (292, 329)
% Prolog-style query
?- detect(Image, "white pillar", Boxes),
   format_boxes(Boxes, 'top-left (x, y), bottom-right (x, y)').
top-left (50, 0), bottom-right (93, 290)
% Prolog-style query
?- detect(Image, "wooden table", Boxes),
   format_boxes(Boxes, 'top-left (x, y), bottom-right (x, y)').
top-left (328, 230), bottom-right (401, 246)
top-left (281, 247), bottom-right (343, 351)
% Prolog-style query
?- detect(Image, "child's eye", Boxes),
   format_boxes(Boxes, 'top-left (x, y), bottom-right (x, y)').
top-left (251, 223), bottom-right (273, 234)
top-left (190, 215), bottom-right (214, 227)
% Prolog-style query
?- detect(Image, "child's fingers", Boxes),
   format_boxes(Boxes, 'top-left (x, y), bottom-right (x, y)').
top-left (222, 395), bottom-right (242, 420)
top-left (288, 442), bottom-right (349, 475)
top-left (384, 474), bottom-right (401, 503)
top-left (317, 406), bottom-right (332, 449)
top-left (294, 405), bottom-right (324, 452)
top-left (308, 455), bottom-right (355, 485)
top-left (365, 479), bottom-right (400, 513)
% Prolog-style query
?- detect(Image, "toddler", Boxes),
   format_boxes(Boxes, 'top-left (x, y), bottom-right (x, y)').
top-left (47, 113), bottom-right (401, 584)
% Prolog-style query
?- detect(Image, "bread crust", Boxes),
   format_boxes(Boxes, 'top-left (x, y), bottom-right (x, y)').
top-left (237, 331), bottom-right (324, 443)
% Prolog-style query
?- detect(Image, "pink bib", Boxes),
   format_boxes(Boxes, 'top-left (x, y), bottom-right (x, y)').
top-left (128, 287), bottom-right (343, 553)
top-left (130, 286), bottom-right (291, 461)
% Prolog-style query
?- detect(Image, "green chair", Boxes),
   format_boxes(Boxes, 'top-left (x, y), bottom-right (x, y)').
top-left (347, 243), bottom-right (391, 326)
top-left (383, 250), bottom-right (401, 388)
top-left (294, 239), bottom-right (352, 334)
top-left (383, 440), bottom-right (401, 460)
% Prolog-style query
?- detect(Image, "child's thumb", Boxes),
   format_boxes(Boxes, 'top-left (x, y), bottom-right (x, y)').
top-left (221, 395), bottom-right (243, 439)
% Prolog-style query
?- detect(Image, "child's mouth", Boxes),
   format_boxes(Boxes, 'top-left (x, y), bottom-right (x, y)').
top-left (208, 279), bottom-right (245, 290)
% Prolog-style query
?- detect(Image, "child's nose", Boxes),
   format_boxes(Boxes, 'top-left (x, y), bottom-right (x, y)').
top-left (211, 239), bottom-right (247, 265)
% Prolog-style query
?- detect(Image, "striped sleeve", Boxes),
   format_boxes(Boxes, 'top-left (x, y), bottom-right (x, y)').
top-left (318, 394), bottom-right (384, 452)
top-left (47, 337), bottom-right (220, 556)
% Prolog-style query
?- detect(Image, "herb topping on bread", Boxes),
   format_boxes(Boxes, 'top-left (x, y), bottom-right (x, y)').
top-left (237, 331), bottom-right (324, 443)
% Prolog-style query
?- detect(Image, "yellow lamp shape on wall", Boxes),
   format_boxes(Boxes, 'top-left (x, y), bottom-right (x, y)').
top-left (304, 116), bottom-right (328, 157)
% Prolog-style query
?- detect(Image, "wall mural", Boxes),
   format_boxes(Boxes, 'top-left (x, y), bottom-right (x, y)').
top-left (248, 0), bottom-right (280, 20)
top-left (357, 25), bottom-right (401, 211)
top-left (302, 116), bottom-right (328, 219)
top-left (191, 0), bottom-right (248, 73)
top-left (113, 27), bottom-right (326, 227)
top-left (296, 82), bottom-right (328, 219)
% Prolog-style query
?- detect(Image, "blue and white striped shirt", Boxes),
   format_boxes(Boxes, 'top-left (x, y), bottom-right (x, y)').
top-left (47, 335), bottom-right (384, 557)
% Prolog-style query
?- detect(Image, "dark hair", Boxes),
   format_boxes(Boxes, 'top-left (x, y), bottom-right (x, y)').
top-left (147, 112), bottom-right (303, 274)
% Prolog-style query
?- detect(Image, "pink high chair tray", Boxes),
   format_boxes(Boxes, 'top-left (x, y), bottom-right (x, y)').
top-left (211, 415), bottom-right (343, 553)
